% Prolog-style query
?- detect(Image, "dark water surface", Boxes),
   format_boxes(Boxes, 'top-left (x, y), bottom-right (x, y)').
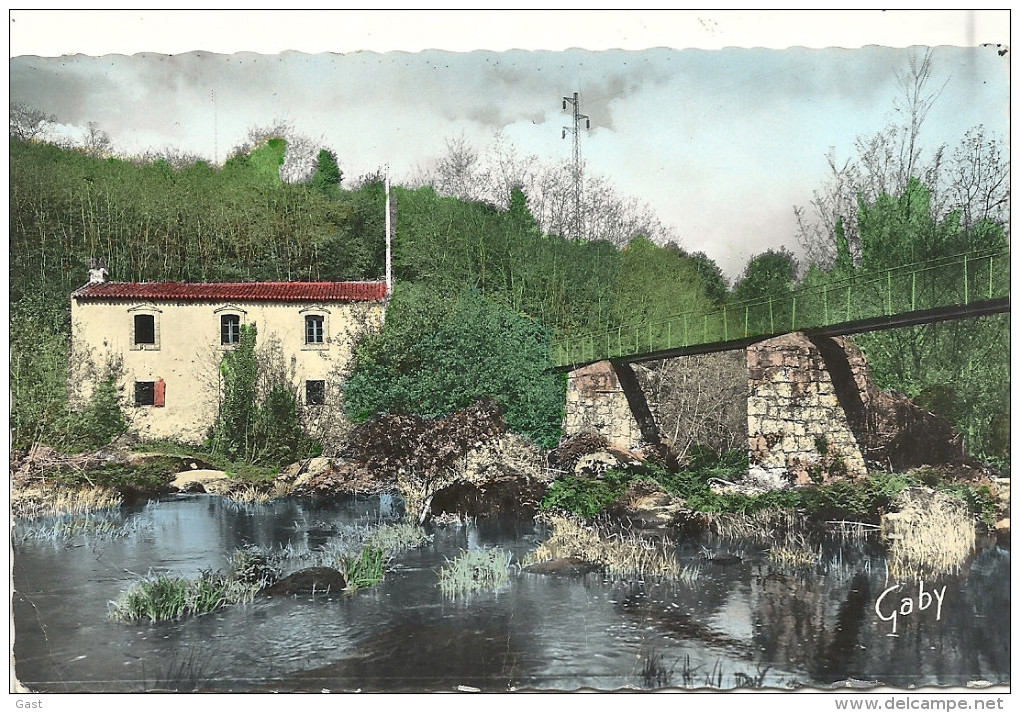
top-left (11, 494), bottom-right (1010, 692)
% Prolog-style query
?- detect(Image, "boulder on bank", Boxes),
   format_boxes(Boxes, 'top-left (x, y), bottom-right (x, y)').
top-left (170, 469), bottom-right (233, 495)
top-left (603, 480), bottom-right (690, 530)
top-left (547, 432), bottom-right (611, 475)
top-left (428, 476), bottom-right (547, 519)
top-left (261, 567), bottom-right (347, 597)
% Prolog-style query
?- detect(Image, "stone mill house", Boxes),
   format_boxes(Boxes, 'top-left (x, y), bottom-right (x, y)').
top-left (70, 267), bottom-right (388, 444)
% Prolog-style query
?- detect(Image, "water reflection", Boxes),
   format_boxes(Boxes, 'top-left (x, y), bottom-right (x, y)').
top-left (11, 494), bottom-right (1010, 692)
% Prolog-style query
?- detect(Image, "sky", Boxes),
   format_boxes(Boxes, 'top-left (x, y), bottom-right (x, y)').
top-left (7, 10), bottom-right (1011, 280)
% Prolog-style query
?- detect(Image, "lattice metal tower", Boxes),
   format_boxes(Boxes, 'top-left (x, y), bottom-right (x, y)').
top-left (562, 92), bottom-right (590, 241)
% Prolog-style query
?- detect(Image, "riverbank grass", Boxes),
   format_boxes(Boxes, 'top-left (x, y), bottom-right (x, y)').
top-left (526, 515), bottom-right (698, 583)
top-left (338, 547), bottom-right (387, 592)
top-left (12, 484), bottom-right (123, 519)
top-left (110, 572), bottom-right (260, 623)
top-left (884, 488), bottom-right (976, 579)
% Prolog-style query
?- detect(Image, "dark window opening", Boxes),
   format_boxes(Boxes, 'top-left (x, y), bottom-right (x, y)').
top-left (305, 315), bottom-right (324, 344)
top-left (134, 314), bottom-right (155, 345)
top-left (135, 381), bottom-right (155, 406)
top-left (221, 314), bottom-right (241, 345)
top-left (306, 380), bottom-right (326, 406)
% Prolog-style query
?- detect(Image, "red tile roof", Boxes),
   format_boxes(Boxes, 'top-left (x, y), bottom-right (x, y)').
top-left (73, 281), bottom-right (388, 303)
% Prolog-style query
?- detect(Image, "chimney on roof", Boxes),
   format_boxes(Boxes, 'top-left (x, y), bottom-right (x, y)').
top-left (87, 258), bottom-right (109, 285)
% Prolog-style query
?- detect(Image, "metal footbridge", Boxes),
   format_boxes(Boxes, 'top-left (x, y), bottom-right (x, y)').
top-left (551, 248), bottom-right (1010, 370)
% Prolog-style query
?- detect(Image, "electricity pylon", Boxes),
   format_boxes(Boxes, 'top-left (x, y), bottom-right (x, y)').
top-left (562, 92), bottom-right (590, 241)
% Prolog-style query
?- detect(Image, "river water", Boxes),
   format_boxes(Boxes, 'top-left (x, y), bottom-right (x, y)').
top-left (11, 494), bottom-right (1010, 692)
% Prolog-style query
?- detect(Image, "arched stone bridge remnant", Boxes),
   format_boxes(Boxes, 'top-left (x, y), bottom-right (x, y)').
top-left (562, 332), bottom-right (964, 482)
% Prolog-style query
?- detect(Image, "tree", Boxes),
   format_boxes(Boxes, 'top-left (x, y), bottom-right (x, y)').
top-left (418, 131), bottom-right (677, 247)
top-left (613, 237), bottom-right (718, 332)
top-left (10, 101), bottom-right (56, 142)
top-left (731, 248), bottom-right (799, 335)
top-left (849, 181), bottom-right (1009, 457)
top-left (210, 324), bottom-right (317, 464)
top-left (311, 148), bottom-right (343, 194)
top-left (796, 49), bottom-right (952, 268)
top-left (81, 121), bottom-right (113, 158)
top-left (732, 248), bottom-right (798, 304)
top-left (230, 120), bottom-right (330, 183)
top-left (675, 246), bottom-right (728, 303)
top-left (344, 284), bottom-right (565, 448)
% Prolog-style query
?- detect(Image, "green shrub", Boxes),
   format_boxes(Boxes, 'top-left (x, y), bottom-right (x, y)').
top-left (60, 375), bottom-right (128, 450)
top-left (540, 457), bottom-right (796, 519)
top-left (937, 482), bottom-right (997, 526)
top-left (799, 472), bottom-right (914, 519)
top-left (344, 285), bottom-right (565, 448)
top-left (210, 324), bottom-right (318, 465)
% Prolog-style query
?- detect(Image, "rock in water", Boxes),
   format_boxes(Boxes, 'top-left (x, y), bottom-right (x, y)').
top-left (261, 567), bottom-right (347, 597)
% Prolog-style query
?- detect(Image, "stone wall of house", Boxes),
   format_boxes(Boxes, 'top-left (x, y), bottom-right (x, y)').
top-left (563, 361), bottom-right (643, 451)
top-left (747, 333), bottom-right (868, 483)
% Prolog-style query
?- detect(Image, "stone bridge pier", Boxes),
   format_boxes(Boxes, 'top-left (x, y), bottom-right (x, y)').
top-left (562, 333), bottom-right (872, 483)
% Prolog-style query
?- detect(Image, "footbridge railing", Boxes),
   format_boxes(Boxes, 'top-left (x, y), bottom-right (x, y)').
top-left (551, 248), bottom-right (1010, 370)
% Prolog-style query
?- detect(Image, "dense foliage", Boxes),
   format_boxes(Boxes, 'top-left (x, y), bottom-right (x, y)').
top-left (209, 324), bottom-right (319, 465)
top-left (344, 286), bottom-right (566, 448)
top-left (9, 123), bottom-right (1008, 460)
top-left (543, 454), bottom-right (995, 525)
top-left (11, 137), bottom-right (727, 452)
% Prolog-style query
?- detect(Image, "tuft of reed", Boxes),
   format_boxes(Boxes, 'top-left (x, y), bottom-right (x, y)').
top-left (225, 485), bottom-right (272, 506)
top-left (701, 507), bottom-right (805, 542)
top-left (438, 548), bottom-right (513, 597)
top-left (768, 544), bottom-right (821, 569)
top-left (363, 522), bottom-right (432, 552)
top-left (229, 545), bottom-right (283, 588)
top-left (143, 649), bottom-right (221, 692)
top-left (525, 515), bottom-right (697, 583)
top-left (12, 485), bottom-right (123, 519)
top-left (639, 647), bottom-right (674, 689)
top-left (15, 509), bottom-right (153, 543)
top-left (884, 488), bottom-right (976, 580)
top-left (337, 547), bottom-right (387, 592)
top-left (110, 571), bottom-right (259, 623)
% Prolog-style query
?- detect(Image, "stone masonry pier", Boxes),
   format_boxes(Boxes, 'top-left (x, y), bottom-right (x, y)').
top-left (563, 332), bottom-right (874, 483)
top-left (746, 333), bottom-right (867, 483)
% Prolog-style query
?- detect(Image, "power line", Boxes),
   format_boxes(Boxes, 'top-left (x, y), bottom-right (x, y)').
top-left (562, 91), bottom-right (590, 241)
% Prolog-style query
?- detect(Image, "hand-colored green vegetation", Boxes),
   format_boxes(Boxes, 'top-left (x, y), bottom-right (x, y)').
top-left (542, 448), bottom-right (801, 518)
top-left (334, 523), bottom-right (433, 592)
top-left (344, 285), bottom-right (566, 448)
top-left (540, 468), bottom-right (633, 519)
top-left (338, 547), bottom-right (387, 592)
top-left (542, 446), bottom-right (996, 526)
top-left (45, 456), bottom-right (187, 492)
top-left (131, 442), bottom-right (282, 483)
top-left (9, 122), bottom-right (1008, 462)
top-left (210, 324), bottom-right (319, 465)
top-left (437, 548), bottom-right (513, 597)
top-left (112, 521), bottom-right (432, 623)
